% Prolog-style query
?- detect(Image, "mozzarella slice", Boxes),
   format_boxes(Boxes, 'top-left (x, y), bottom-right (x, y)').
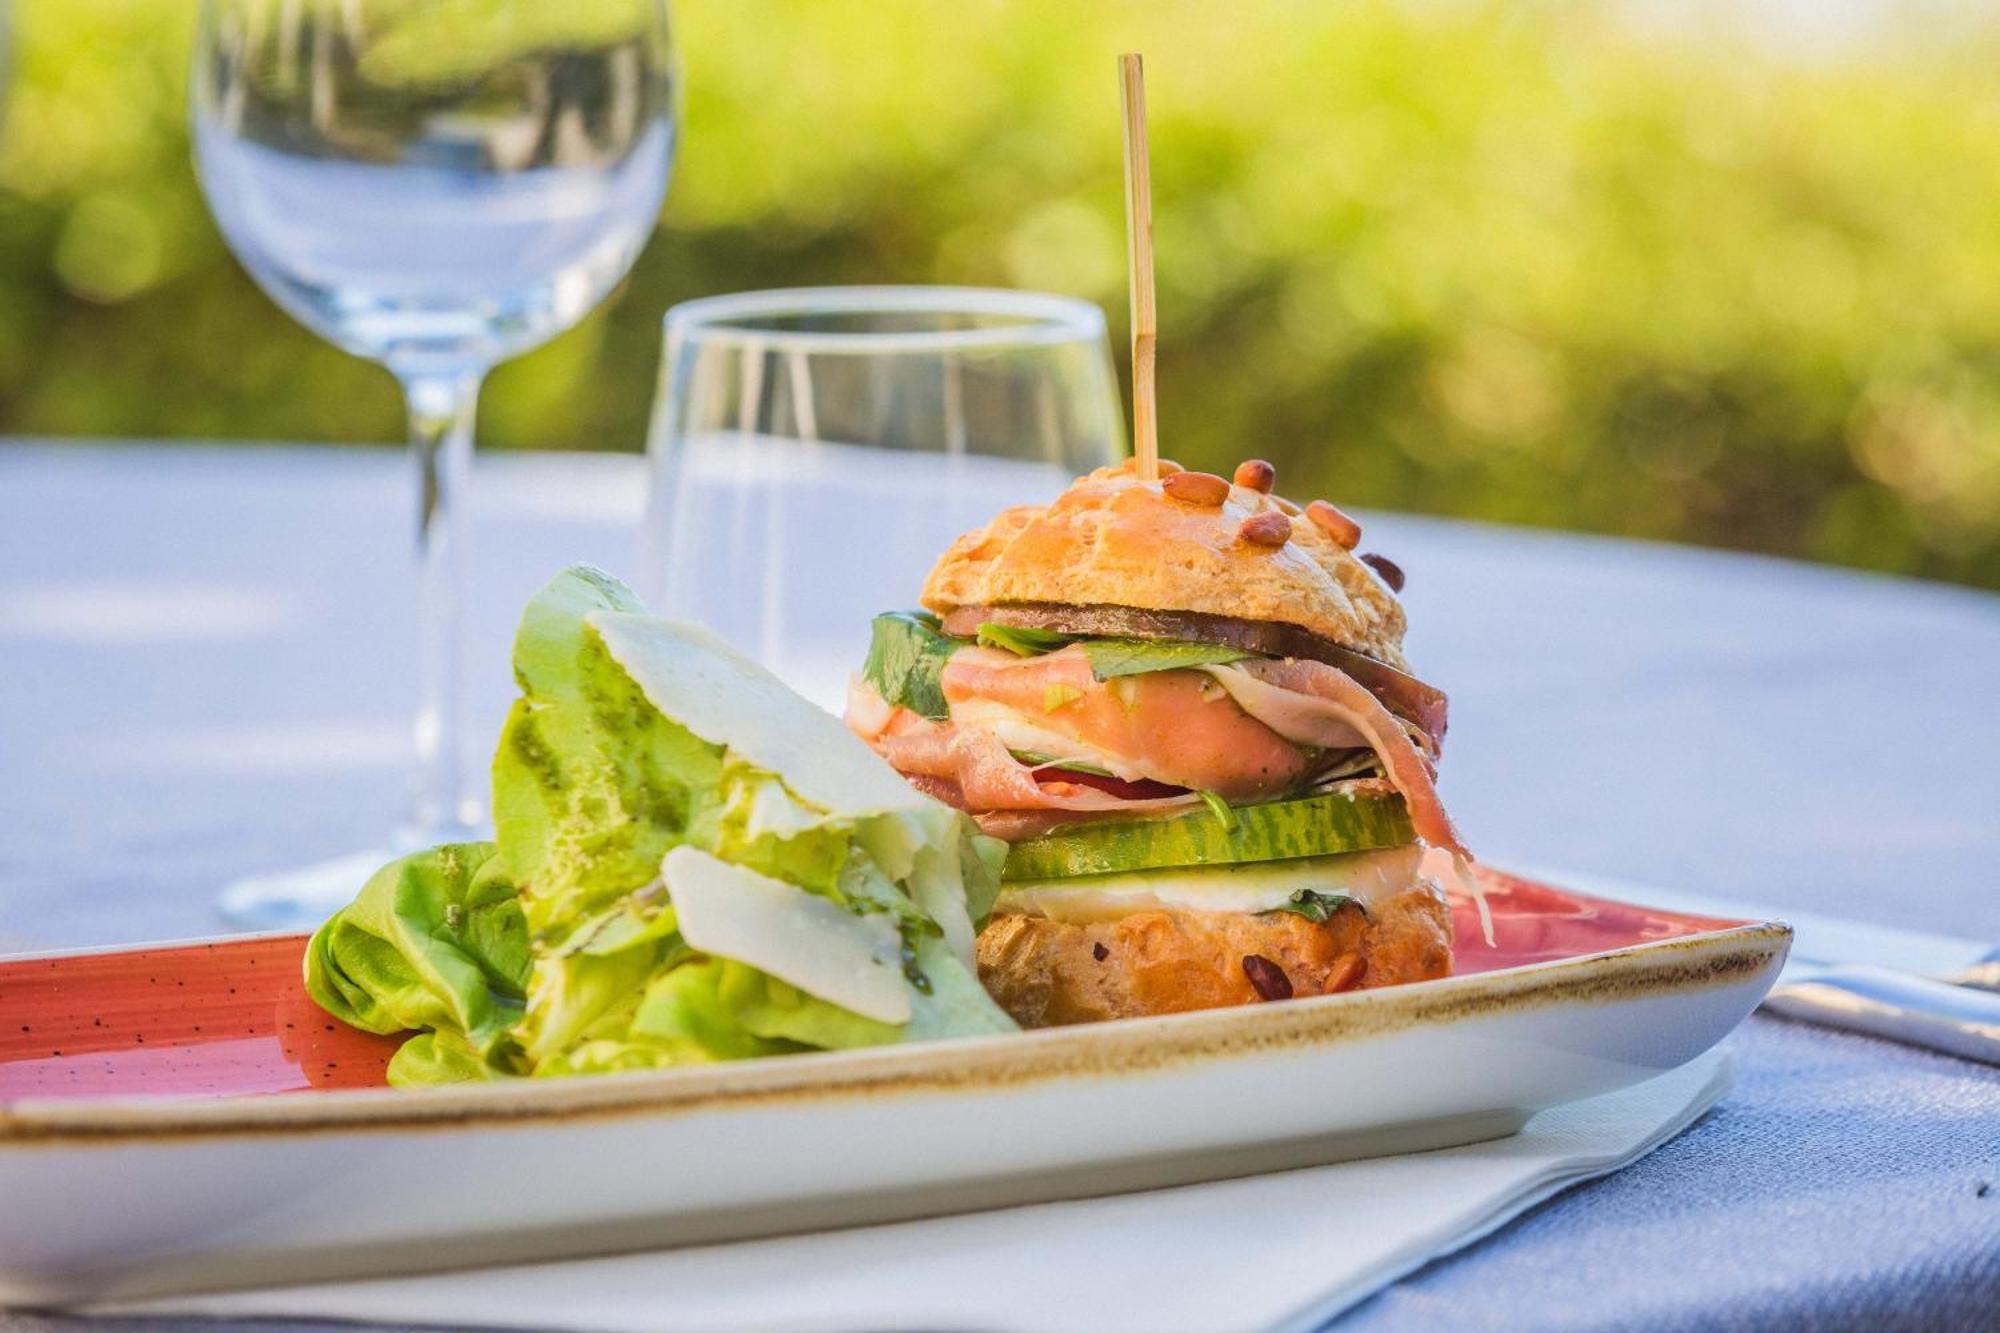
top-left (663, 846), bottom-right (911, 1025)
top-left (993, 844), bottom-right (1430, 924)
top-left (944, 697), bottom-right (1159, 783)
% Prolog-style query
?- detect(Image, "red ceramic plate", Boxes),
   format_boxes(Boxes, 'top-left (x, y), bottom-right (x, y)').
top-left (0, 865), bottom-right (1743, 1104)
top-left (0, 865), bottom-right (1785, 1304)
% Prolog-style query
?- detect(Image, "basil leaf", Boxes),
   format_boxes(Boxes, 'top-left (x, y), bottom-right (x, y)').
top-left (970, 628), bottom-right (1253, 677)
top-left (977, 622), bottom-right (1073, 656)
top-left (1263, 889), bottom-right (1360, 924)
top-left (1081, 638), bottom-right (1254, 679)
top-left (1196, 789), bottom-right (1239, 832)
top-left (1010, 749), bottom-right (1115, 778)
top-left (863, 611), bottom-right (962, 719)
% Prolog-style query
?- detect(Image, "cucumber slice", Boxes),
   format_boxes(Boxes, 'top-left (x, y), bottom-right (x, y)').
top-left (1001, 787), bottom-right (1415, 881)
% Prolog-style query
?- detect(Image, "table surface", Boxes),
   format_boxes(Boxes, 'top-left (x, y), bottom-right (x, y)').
top-left (2, 441), bottom-right (1996, 1330)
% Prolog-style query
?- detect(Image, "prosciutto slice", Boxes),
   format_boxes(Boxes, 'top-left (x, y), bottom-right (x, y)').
top-left (1199, 660), bottom-right (1470, 858)
top-left (902, 777), bottom-right (1188, 842)
top-left (939, 603), bottom-right (1449, 743)
top-left (846, 678), bottom-right (1199, 820)
top-left (948, 726), bottom-right (1198, 815)
top-left (846, 660), bottom-right (1469, 862)
top-left (939, 645), bottom-right (1309, 801)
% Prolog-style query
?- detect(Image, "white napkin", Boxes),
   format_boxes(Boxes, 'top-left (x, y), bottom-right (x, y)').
top-left (94, 1049), bottom-right (1730, 1333)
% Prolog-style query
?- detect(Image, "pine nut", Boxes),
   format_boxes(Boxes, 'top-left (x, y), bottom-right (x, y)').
top-left (1233, 459), bottom-right (1276, 492)
top-left (1322, 955), bottom-right (1367, 994)
top-left (1306, 499), bottom-right (1362, 549)
top-left (1162, 470), bottom-right (1231, 506)
top-left (1239, 510), bottom-right (1292, 547)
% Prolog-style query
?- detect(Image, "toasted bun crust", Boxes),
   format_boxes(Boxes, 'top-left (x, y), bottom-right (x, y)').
top-left (974, 879), bottom-right (1452, 1027)
top-left (921, 459), bottom-right (1409, 669)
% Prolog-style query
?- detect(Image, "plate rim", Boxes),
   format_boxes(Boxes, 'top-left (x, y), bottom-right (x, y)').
top-left (0, 917), bottom-right (1791, 1144)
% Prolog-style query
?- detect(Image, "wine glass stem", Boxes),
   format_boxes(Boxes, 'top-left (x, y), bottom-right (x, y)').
top-left (402, 369), bottom-right (485, 843)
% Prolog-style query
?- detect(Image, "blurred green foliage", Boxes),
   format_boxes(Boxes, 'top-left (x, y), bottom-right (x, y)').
top-left (3, 1), bottom-right (1999, 587)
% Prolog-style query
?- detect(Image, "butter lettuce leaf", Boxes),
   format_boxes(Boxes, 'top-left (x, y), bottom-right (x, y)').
top-left (388, 1030), bottom-right (512, 1086)
top-left (304, 842), bottom-right (528, 1070)
top-left (627, 951), bottom-right (1009, 1058)
top-left (716, 961), bottom-right (904, 1048)
top-left (305, 842), bottom-right (545, 1087)
top-left (627, 959), bottom-right (804, 1061)
top-left (526, 930), bottom-right (1010, 1072)
top-left (309, 566), bottom-right (1018, 1089)
top-left (699, 758), bottom-right (852, 898)
top-left (492, 566), bottom-right (725, 939)
top-left (519, 916), bottom-right (681, 1065)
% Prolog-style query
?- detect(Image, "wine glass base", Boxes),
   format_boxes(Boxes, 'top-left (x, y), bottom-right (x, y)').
top-left (216, 848), bottom-right (406, 931)
top-left (216, 809), bottom-right (489, 930)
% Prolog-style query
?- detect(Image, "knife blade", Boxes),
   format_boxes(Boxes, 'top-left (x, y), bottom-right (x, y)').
top-left (1764, 958), bottom-right (2000, 1066)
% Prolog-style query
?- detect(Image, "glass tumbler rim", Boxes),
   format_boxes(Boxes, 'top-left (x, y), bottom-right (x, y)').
top-left (662, 285), bottom-right (1108, 355)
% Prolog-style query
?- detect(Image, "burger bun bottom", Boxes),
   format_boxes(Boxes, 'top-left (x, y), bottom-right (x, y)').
top-left (975, 877), bottom-right (1453, 1027)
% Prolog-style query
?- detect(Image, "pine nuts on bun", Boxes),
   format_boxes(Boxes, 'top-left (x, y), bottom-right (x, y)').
top-left (920, 459), bottom-right (1410, 670)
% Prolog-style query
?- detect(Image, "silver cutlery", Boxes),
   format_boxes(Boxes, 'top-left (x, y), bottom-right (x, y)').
top-left (1763, 946), bottom-right (2000, 1066)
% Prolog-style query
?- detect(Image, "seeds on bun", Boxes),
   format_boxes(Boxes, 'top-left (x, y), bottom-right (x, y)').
top-left (920, 459), bottom-right (1410, 670)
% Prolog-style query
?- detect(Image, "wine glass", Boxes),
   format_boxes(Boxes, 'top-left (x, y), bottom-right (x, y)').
top-left (640, 287), bottom-right (1124, 711)
top-left (193, 0), bottom-right (676, 926)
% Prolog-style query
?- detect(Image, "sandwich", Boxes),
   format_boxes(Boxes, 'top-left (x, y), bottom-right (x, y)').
top-left (845, 458), bottom-right (1470, 1026)
top-left (307, 565), bottom-right (1016, 1086)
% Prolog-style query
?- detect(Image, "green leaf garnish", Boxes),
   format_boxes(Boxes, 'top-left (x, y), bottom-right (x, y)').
top-left (863, 610), bottom-right (964, 719)
top-left (1264, 889), bottom-right (1360, 923)
top-left (1196, 789), bottom-right (1239, 832)
top-left (1011, 749), bottom-right (1115, 778)
top-left (976, 622), bottom-right (1073, 656)
top-left (1080, 639), bottom-right (1256, 679)
top-left (972, 626), bottom-right (1255, 679)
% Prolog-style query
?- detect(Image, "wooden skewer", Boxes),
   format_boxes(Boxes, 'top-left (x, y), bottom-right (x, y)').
top-left (1118, 52), bottom-right (1159, 482)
